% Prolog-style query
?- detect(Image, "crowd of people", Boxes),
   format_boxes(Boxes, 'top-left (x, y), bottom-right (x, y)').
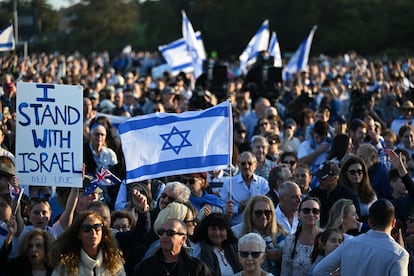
top-left (0, 49), bottom-right (413, 275)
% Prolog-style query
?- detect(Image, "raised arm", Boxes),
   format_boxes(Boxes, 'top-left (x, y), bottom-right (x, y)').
top-left (57, 188), bottom-right (79, 229)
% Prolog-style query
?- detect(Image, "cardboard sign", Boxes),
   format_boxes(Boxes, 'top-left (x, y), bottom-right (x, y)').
top-left (16, 83), bottom-right (83, 187)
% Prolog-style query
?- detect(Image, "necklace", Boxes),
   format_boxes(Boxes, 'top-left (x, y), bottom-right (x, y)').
top-left (162, 261), bottom-right (178, 276)
top-left (216, 248), bottom-right (228, 266)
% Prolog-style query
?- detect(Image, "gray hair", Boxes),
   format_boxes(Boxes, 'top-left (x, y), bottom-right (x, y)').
top-left (250, 135), bottom-right (269, 147)
top-left (238, 232), bottom-right (266, 252)
top-left (164, 181), bottom-right (191, 203)
top-left (278, 181), bottom-right (300, 197)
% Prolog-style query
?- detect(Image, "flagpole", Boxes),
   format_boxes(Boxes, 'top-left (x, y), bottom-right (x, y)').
top-left (227, 99), bottom-right (233, 202)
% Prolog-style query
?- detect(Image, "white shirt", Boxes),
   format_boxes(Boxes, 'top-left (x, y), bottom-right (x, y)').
top-left (220, 173), bottom-right (269, 225)
top-left (276, 204), bottom-right (299, 235)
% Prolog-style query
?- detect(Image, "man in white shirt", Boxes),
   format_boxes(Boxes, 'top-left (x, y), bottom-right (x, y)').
top-left (220, 151), bottom-right (269, 225)
top-left (275, 181), bottom-right (301, 234)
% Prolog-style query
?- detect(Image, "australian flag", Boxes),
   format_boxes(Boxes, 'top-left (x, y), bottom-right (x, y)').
top-left (84, 168), bottom-right (121, 195)
top-left (9, 184), bottom-right (22, 201)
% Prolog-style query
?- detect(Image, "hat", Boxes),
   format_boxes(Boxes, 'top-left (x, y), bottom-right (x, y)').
top-left (401, 100), bottom-right (414, 109)
top-left (284, 118), bottom-right (297, 128)
top-left (89, 91), bottom-right (99, 100)
top-left (0, 159), bottom-right (15, 176)
top-left (334, 115), bottom-right (347, 124)
top-left (161, 86), bottom-right (177, 95)
top-left (313, 161), bottom-right (339, 180)
top-left (191, 172), bottom-right (207, 180)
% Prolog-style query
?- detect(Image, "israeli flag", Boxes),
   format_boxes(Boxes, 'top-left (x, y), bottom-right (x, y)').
top-left (239, 20), bottom-right (270, 75)
top-left (269, 31), bottom-right (282, 67)
top-left (182, 10), bottom-right (206, 79)
top-left (158, 31), bottom-right (204, 76)
top-left (282, 25), bottom-right (317, 82)
top-left (119, 101), bottom-right (233, 183)
top-left (0, 23), bottom-right (15, 52)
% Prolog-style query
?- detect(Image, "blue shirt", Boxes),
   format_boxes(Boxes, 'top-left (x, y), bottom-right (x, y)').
top-left (313, 230), bottom-right (409, 276)
top-left (220, 173), bottom-right (269, 225)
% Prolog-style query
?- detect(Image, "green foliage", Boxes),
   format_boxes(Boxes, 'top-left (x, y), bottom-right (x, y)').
top-left (4, 0), bottom-right (414, 57)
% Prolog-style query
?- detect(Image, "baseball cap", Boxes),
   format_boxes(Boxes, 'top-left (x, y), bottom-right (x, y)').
top-left (313, 161), bottom-right (339, 180)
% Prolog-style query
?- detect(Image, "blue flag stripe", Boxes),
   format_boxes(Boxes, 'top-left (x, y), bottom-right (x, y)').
top-left (0, 42), bottom-right (13, 48)
top-left (126, 154), bottom-right (229, 179)
top-left (119, 104), bottom-right (229, 134)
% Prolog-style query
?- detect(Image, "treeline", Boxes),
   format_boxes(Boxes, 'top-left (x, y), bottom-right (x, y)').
top-left (1, 0), bottom-right (414, 58)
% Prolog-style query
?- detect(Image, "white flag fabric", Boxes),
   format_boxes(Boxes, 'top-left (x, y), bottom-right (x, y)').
top-left (119, 101), bottom-right (233, 183)
top-left (239, 20), bottom-right (270, 75)
top-left (282, 25), bottom-right (317, 82)
top-left (269, 31), bottom-right (282, 67)
top-left (0, 23), bottom-right (15, 52)
top-left (158, 31), bottom-right (204, 76)
top-left (182, 10), bottom-right (206, 79)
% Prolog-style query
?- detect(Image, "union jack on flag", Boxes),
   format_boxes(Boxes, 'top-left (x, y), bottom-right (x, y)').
top-left (91, 168), bottom-right (122, 186)
top-left (9, 183), bottom-right (22, 201)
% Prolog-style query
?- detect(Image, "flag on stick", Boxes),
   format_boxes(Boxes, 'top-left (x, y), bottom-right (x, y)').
top-left (158, 32), bottom-right (204, 76)
top-left (0, 22), bottom-right (15, 52)
top-left (182, 10), bottom-right (206, 79)
top-left (120, 101), bottom-right (233, 183)
top-left (268, 31), bottom-right (282, 67)
top-left (282, 25), bottom-right (317, 82)
top-left (239, 20), bottom-right (270, 75)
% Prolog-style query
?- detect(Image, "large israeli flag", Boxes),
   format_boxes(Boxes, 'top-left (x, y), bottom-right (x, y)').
top-left (269, 31), bottom-right (282, 67)
top-left (239, 20), bottom-right (270, 75)
top-left (182, 10), bottom-right (206, 79)
top-left (119, 101), bottom-right (233, 183)
top-left (158, 31), bottom-right (204, 76)
top-left (282, 25), bottom-right (317, 82)
top-left (0, 23), bottom-right (15, 52)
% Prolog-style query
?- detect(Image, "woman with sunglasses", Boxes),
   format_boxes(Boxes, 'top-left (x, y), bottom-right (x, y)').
top-left (281, 196), bottom-right (322, 276)
top-left (232, 195), bottom-right (287, 275)
top-left (51, 211), bottom-right (125, 275)
top-left (192, 212), bottom-right (243, 275)
top-left (235, 233), bottom-right (274, 276)
top-left (339, 155), bottom-right (377, 221)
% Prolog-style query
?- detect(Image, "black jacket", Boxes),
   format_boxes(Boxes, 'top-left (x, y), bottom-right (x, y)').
top-left (134, 247), bottom-right (213, 276)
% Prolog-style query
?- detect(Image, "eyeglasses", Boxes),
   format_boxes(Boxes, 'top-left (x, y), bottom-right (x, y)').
top-left (157, 228), bottom-right (186, 237)
top-left (80, 223), bottom-right (104, 233)
top-left (348, 169), bottom-right (363, 176)
top-left (181, 178), bottom-right (196, 185)
top-left (282, 160), bottom-right (297, 166)
top-left (253, 209), bottom-right (272, 219)
top-left (240, 161), bottom-right (254, 167)
top-left (160, 192), bottom-right (176, 202)
top-left (184, 218), bottom-right (198, 225)
top-left (301, 208), bottom-right (320, 215)
top-left (407, 216), bottom-right (414, 223)
top-left (239, 251), bottom-right (264, 258)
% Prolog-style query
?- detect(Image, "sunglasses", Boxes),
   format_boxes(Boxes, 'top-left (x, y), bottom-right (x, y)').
top-left (157, 228), bottom-right (186, 237)
top-left (80, 223), bottom-right (104, 233)
top-left (260, 122), bottom-right (269, 126)
top-left (239, 251), bottom-right (263, 258)
top-left (181, 178), bottom-right (196, 185)
top-left (348, 169), bottom-right (363, 176)
top-left (282, 160), bottom-right (297, 166)
top-left (301, 208), bottom-right (320, 215)
top-left (184, 218), bottom-right (198, 225)
top-left (240, 161), bottom-right (254, 166)
top-left (160, 192), bottom-right (176, 202)
top-left (253, 209), bottom-right (271, 219)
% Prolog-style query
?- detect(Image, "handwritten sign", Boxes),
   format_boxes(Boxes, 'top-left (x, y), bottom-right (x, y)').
top-left (16, 83), bottom-right (83, 187)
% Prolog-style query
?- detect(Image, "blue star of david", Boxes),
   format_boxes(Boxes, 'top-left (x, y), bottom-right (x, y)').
top-left (160, 126), bottom-right (192, 155)
top-left (187, 45), bottom-right (199, 60)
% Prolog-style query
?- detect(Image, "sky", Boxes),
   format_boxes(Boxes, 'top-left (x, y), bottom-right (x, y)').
top-left (47, 0), bottom-right (79, 10)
